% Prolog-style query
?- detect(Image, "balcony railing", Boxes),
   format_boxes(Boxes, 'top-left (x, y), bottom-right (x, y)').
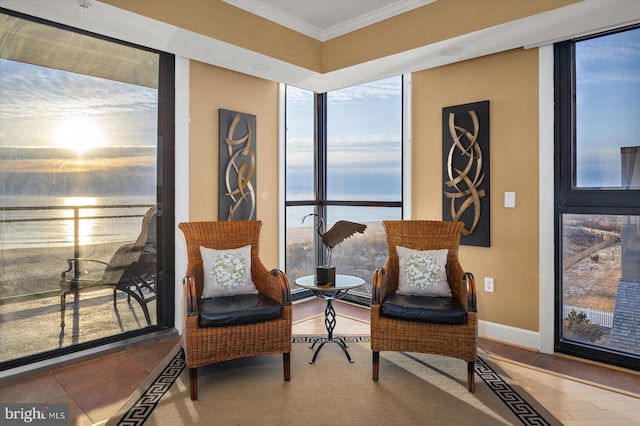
top-left (0, 203), bottom-right (154, 304)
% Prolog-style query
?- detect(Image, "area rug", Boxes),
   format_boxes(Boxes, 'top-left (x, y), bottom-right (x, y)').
top-left (108, 336), bottom-right (560, 426)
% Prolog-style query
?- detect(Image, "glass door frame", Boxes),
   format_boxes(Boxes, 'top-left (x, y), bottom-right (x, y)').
top-left (0, 8), bottom-right (175, 371)
top-left (553, 29), bottom-right (640, 370)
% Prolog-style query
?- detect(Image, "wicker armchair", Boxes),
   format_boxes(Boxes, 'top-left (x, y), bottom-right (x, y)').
top-left (178, 221), bottom-right (292, 400)
top-left (370, 220), bottom-right (478, 391)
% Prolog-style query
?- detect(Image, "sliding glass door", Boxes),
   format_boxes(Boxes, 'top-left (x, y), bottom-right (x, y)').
top-left (0, 9), bottom-right (174, 369)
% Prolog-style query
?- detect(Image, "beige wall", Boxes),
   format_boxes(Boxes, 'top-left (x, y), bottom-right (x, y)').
top-left (102, 0), bottom-right (576, 74)
top-left (322, 0), bottom-right (577, 73)
top-left (189, 61), bottom-right (281, 269)
top-left (412, 48), bottom-right (540, 331)
top-left (102, 0), bottom-right (322, 72)
top-left (188, 47), bottom-right (542, 332)
top-left (109, 0), bottom-right (547, 332)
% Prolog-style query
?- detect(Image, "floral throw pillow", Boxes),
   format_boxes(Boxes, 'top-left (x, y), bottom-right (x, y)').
top-left (396, 246), bottom-right (451, 297)
top-left (199, 245), bottom-right (258, 298)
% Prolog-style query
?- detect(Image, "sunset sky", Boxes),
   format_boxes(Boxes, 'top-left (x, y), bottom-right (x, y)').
top-left (0, 58), bottom-right (158, 152)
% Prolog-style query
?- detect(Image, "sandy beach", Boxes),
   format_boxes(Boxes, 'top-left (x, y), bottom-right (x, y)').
top-left (0, 240), bottom-right (157, 363)
top-left (0, 286), bottom-right (157, 364)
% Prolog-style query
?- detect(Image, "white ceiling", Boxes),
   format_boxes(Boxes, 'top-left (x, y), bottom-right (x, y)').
top-left (1, 0), bottom-right (640, 92)
top-left (223, 0), bottom-right (435, 41)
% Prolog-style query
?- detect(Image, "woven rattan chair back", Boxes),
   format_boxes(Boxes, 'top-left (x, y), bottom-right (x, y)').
top-left (371, 220), bottom-right (477, 392)
top-left (382, 220), bottom-right (466, 305)
top-left (177, 220), bottom-right (292, 400)
top-left (179, 220), bottom-right (263, 299)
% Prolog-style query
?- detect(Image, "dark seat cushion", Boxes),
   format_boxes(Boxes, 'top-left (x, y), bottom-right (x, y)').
top-left (381, 293), bottom-right (467, 325)
top-left (198, 294), bottom-right (281, 327)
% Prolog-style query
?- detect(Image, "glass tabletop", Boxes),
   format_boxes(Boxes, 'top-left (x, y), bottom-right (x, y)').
top-left (295, 274), bottom-right (365, 290)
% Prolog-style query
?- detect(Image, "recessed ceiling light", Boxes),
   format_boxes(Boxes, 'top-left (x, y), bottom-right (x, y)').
top-left (439, 47), bottom-right (464, 56)
top-left (251, 64), bottom-right (271, 71)
top-left (77, 0), bottom-right (92, 12)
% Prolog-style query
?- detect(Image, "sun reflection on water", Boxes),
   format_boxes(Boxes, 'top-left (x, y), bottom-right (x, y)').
top-left (63, 197), bottom-right (99, 246)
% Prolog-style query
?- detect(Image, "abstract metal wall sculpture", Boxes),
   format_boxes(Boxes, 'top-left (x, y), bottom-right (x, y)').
top-left (442, 101), bottom-right (490, 247)
top-left (219, 109), bottom-right (256, 221)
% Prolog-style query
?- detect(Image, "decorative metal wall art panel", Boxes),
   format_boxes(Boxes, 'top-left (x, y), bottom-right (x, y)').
top-left (219, 109), bottom-right (256, 221)
top-left (442, 101), bottom-right (490, 247)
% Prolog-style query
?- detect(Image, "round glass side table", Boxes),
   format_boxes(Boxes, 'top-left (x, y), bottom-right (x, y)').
top-left (294, 274), bottom-right (365, 364)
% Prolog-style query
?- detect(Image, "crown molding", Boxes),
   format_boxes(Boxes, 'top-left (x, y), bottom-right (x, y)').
top-left (223, 0), bottom-right (320, 39)
top-left (321, 0), bottom-right (435, 41)
top-left (223, 0), bottom-right (434, 41)
top-left (2, 0), bottom-right (639, 93)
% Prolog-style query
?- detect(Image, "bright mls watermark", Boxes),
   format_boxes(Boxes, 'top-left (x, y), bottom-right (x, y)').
top-left (1, 404), bottom-right (68, 425)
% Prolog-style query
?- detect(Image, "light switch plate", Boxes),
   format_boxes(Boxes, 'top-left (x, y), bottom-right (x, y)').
top-left (504, 192), bottom-right (516, 208)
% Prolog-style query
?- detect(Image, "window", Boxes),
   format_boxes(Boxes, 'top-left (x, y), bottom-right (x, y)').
top-left (285, 76), bottom-right (404, 297)
top-left (0, 9), bottom-right (174, 369)
top-left (555, 26), bottom-right (640, 370)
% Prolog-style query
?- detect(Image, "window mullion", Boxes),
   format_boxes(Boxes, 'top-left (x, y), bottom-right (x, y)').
top-left (315, 92), bottom-right (328, 266)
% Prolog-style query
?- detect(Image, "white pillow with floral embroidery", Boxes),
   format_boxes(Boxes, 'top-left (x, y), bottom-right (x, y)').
top-left (396, 246), bottom-right (451, 297)
top-left (200, 245), bottom-right (257, 298)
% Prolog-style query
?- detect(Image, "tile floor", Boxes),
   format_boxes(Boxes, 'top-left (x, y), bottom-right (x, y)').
top-left (0, 298), bottom-right (638, 425)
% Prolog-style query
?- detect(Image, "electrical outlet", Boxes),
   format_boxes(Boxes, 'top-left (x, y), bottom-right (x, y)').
top-left (504, 192), bottom-right (516, 208)
top-left (484, 277), bottom-right (494, 293)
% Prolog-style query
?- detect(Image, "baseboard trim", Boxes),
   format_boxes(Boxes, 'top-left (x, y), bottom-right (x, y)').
top-left (479, 320), bottom-right (540, 351)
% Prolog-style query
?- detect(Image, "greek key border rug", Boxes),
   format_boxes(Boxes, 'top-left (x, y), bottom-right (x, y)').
top-left (109, 336), bottom-right (560, 426)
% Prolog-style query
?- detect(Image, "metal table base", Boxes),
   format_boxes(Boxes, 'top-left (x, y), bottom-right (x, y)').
top-left (308, 298), bottom-right (354, 364)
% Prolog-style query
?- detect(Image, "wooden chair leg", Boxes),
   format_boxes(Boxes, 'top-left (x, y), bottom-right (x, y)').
top-left (467, 361), bottom-right (475, 393)
top-left (283, 352), bottom-right (291, 381)
top-left (372, 351), bottom-right (379, 381)
top-left (189, 367), bottom-right (198, 400)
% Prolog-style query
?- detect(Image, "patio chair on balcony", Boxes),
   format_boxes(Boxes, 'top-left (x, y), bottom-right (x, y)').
top-left (59, 206), bottom-right (157, 332)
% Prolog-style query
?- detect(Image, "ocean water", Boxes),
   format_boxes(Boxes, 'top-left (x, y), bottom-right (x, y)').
top-left (285, 205), bottom-right (402, 231)
top-left (0, 196), bottom-right (155, 249)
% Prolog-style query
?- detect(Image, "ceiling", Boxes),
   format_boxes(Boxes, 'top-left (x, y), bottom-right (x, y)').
top-left (1, 0), bottom-right (640, 92)
top-left (223, 0), bottom-right (435, 41)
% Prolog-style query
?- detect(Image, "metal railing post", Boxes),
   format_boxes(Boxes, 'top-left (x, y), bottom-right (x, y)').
top-left (74, 207), bottom-right (81, 279)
